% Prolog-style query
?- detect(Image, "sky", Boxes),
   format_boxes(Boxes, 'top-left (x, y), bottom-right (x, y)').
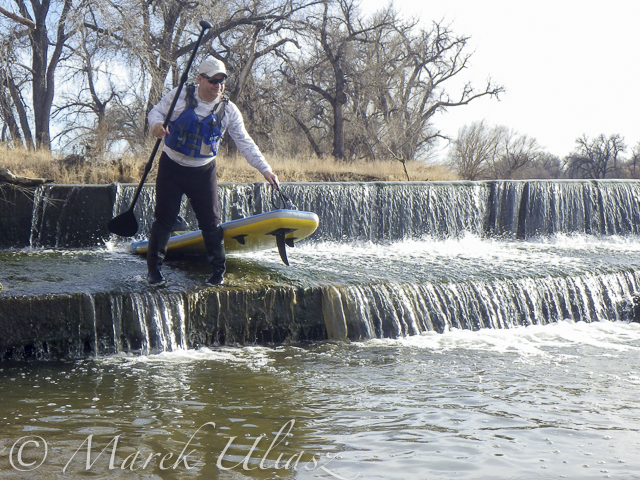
top-left (368, 0), bottom-right (640, 162)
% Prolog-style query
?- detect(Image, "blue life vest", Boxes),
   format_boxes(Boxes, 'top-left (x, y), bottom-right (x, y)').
top-left (164, 84), bottom-right (227, 158)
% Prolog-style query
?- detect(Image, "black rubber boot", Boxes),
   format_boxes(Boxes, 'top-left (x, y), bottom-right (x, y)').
top-left (202, 226), bottom-right (226, 286)
top-left (146, 223), bottom-right (172, 286)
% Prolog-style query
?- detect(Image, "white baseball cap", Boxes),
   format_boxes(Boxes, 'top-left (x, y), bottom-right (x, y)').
top-left (199, 57), bottom-right (227, 77)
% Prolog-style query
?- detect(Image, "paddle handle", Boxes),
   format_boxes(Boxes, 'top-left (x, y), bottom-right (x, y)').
top-left (124, 20), bottom-right (212, 213)
top-left (125, 139), bottom-right (162, 212)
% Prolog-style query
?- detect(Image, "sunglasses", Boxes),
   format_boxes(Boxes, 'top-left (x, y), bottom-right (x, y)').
top-left (201, 74), bottom-right (226, 85)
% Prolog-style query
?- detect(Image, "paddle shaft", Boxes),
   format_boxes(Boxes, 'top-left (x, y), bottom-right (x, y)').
top-left (116, 20), bottom-right (212, 219)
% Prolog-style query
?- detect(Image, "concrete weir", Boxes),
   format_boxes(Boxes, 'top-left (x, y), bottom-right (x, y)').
top-left (2, 180), bottom-right (640, 360)
top-left (1, 287), bottom-right (326, 360)
top-left (0, 182), bottom-right (329, 359)
top-left (0, 244), bottom-right (332, 359)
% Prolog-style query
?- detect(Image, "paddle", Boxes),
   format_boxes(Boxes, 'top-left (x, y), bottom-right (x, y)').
top-left (108, 20), bottom-right (212, 237)
top-left (270, 181), bottom-right (295, 210)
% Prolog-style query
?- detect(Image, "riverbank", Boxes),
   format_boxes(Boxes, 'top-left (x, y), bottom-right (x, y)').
top-left (0, 145), bottom-right (456, 184)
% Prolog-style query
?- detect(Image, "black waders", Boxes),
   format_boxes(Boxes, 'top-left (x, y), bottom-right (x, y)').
top-left (146, 223), bottom-right (172, 286)
top-left (202, 225), bottom-right (225, 285)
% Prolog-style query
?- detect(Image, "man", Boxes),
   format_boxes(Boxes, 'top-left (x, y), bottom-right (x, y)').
top-left (147, 56), bottom-right (278, 286)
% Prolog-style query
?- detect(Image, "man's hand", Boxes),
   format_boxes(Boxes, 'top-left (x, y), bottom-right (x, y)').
top-left (263, 171), bottom-right (279, 189)
top-left (152, 123), bottom-right (170, 139)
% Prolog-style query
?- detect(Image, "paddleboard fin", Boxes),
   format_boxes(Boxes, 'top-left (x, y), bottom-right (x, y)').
top-left (275, 232), bottom-right (289, 266)
top-left (268, 228), bottom-right (296, 265)
top-left (233, 234), bottom-right (248, 245)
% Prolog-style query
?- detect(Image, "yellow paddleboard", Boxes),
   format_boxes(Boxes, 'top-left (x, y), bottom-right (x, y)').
top-left (130, 209), bottom-right (319, 264)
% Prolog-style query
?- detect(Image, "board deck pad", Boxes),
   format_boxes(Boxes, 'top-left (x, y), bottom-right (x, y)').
top-left (130, 209), bottom-right (319, 264)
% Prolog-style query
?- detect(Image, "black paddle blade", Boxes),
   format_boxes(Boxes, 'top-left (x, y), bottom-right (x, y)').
top-left (108, 210), bottom-right (139, 237)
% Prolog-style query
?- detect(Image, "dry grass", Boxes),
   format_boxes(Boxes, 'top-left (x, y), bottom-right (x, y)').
top-left (219, 154), bottom-right (457, 183)
top-left (0, 145), bottom-right (457, 184)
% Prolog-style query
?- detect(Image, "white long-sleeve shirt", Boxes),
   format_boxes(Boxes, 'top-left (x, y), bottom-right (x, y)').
top-left (148, 85), bottom-right (272, 173)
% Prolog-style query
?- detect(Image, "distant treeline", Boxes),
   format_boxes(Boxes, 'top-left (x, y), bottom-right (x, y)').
top-left (448, 122), bottom-right (640, 180)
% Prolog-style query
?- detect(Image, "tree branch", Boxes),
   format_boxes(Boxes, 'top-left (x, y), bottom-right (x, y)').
top-left (0, 5), bottom-right (35, 30)
top-left (0, 168), bottom-right (52, 186)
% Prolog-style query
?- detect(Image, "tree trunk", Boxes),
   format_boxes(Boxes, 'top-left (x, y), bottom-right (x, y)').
top-left (0, 87), bottom-right (22, 145)
top-left (332, 100), bottom-right (344, 159)
top-left (30, 1), bottom-right (51, 149)
top-left (331, 64), bottom-right (349, 159)
top-left (291, 113), bottom-right (323, 158)
top-left (13, 0), bottom-right (74, 151)
top-left (5, 71), bottom-right (35, 150)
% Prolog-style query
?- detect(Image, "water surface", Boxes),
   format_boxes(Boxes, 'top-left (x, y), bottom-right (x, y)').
top-left (1, 321), bottom-right (639, 479)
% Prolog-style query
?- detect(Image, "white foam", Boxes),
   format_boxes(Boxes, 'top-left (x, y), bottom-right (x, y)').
top-left (242, 233), bottom-right (640, 267)
top-left (99, 345), bottom-right (276, 371)
top-left (362, 320), bottom-right (640, 357)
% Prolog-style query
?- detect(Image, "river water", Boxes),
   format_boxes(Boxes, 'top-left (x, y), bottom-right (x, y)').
top-left (1, 321), bottom-right (639, 479)
top-left (2, 235), bottom-right (640, 479)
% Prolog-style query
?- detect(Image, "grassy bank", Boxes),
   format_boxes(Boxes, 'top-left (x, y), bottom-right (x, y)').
top-left (0, 146), bottom-right (456, 184)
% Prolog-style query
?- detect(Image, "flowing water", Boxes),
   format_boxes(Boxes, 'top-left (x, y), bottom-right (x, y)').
top-left (2, 236), bottom-right (640, 479)
top-left (2, 181), bottom-right (640, 478)
top-left (0, 320), bottom-right (639, 479)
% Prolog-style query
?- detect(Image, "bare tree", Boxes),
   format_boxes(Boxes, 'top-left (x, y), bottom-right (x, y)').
top-left (269, 73), bottom-right (331, 158)
top-left (374, 18), bottom-right (503, 162)
top-left (449, 122), bottom-right (549, 180)
top-left (221, 24), bottom-right (299, 104)
top-left (490, 131), bottom-right (542, 179)
top-left (80, 0), bottom-right (312, 138)
top-left (565, 134), bottom-right (626, 179)
top-left (0, 73), bottom-right (23, 146)
top-left (448, 121), bottom-right (504, 180)
top-left (53, 22), bottom-right (124, 157)
top-left (631, 142), bottom-right (640, 178)
top-left (0, 10), bottom-right (35, 149)
top-left (1, 0), bottom-right (509, 165)
top-left (281, 0), bottom-right (395, 159)
top-left (0, 0), bottom-right (82, 150)
top-left (513, 153), bottom-right (564, 180)
top-left (80, 0), bottom-right (199, 134)
top-left (280, 0), bottom-right (503, 162)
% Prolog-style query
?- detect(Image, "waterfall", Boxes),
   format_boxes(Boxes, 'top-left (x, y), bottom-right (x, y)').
top-left (280, 181), bottom-right (488, 241)
top-left (3, 180), bottom-right (640, 358)
top-left (12, 180), bottom-right (640, 248)
top-left (332, 270), bottom-right (640, 340)
top-left (485, 180), bottom-right (640, 238)
top-left (108, 294), bottom-right (125, 354)
top-left (127, 292), bottom-right (187, 354)
top-left (29, 184), bottom-right (47, 247)
top-left (597, 181), bottom-right (640, 235)
top-left (85, 293), bottom-right (98, 357)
